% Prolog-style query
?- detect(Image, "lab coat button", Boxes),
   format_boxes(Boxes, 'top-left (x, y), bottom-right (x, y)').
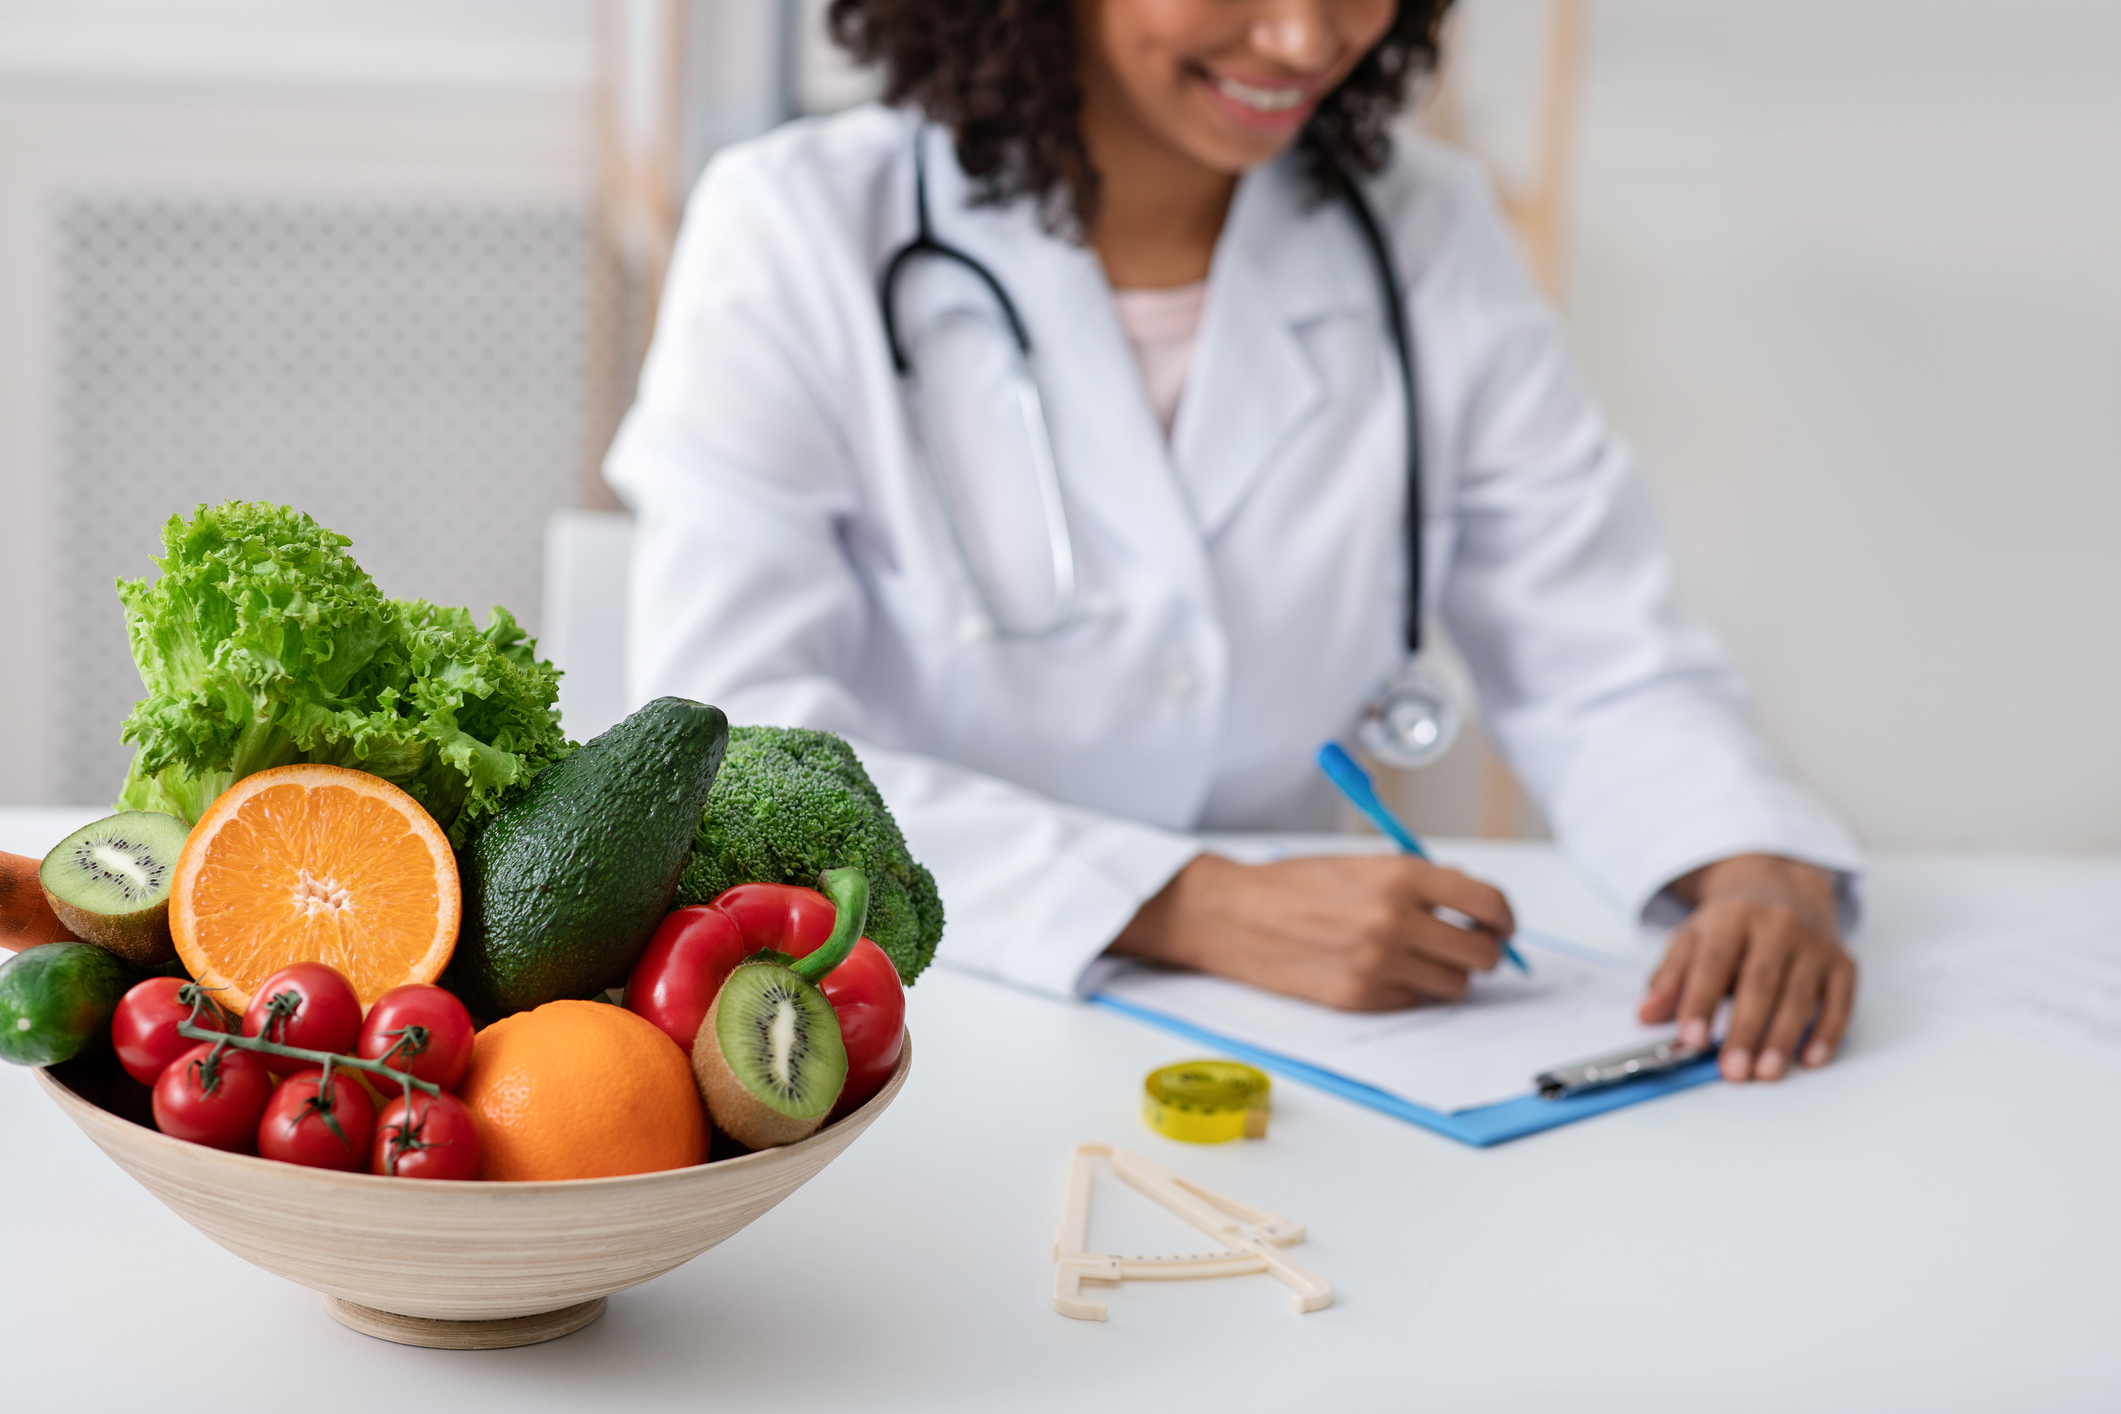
top-left (1162, 663), bottom-right (1198, 700)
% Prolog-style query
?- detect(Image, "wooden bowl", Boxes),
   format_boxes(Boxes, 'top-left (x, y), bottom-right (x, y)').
top-left (37, 1033), bottom-right (911, 1349)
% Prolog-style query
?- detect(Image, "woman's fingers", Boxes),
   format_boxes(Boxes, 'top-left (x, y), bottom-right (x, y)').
top-left (1805, 955), bottom-right (1859, 1067)
top-left (1309, 859), bottom-right (1516, 1006)
top-left (1638, 928), bottom-right (1695, 1024)
top-left (1648, 856), bottom-right (1858, 1082)
top-left (1754, 949), bottom-right (1828, 1081)
top-left (1391, 863), bottom-right (1507, 975)
top-left (1110, 851), bottom-right (1537, 1014)
top-left (1672, 904), bottom-right (1749, 1052)
top-left (1296, 922), bottom-right (1475, 1011)
top-left (1638, 893), bottom-right (1858, 1082)
top-left (1355, 944), bottom-right (1478, 1009)
top-left (1719, 909), bottom-right (1798, 1081)
top-left (1412, 865), bottom-right (1517, 939)
top-left (1119, 852), bottom-right (1866, 1064)
top-left (1347, 914), bottom-right (1489, 1007)
top-left (1402, 912), bottom-right (1501, 974)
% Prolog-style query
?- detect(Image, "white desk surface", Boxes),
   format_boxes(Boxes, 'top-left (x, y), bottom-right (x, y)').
top-left (5, 806), bottom-right (2120, 1412)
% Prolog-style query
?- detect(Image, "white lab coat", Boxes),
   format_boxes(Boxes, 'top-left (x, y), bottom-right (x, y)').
top-left (607, 104), bottom-right (1860, 998)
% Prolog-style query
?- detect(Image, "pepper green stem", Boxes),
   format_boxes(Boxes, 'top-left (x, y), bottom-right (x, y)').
top-left (792, 867), bottom-right (869, 985)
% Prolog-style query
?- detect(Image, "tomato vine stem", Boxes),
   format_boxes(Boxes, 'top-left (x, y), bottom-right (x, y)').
top-left (175, 988), bottom-right (442, 1098)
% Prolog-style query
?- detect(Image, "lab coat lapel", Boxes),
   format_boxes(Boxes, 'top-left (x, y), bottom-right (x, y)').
top-left (915, 139), bottom-right (1217, 617)
top-left (1173, 156), bottom-right (1370, 540)
top-left (1040, 259), bottom-right (1219, 610)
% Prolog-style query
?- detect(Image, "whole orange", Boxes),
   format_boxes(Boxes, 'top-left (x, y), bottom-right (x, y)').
top-left (461, 999), bottom-right (708, 1181)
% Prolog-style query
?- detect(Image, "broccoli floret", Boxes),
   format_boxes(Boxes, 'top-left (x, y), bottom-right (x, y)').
top-left (678, 726), bottom-right (944, 984)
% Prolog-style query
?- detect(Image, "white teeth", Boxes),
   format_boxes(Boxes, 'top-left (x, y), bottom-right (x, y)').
top-left (1212, 75), bottom-right (1307, 113)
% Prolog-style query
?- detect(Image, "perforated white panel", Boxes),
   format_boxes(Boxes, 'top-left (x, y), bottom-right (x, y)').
top-left (55, 198), bottom-right (593, 806)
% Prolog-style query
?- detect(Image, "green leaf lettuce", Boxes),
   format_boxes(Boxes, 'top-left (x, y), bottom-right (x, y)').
top-left (114, 501), bottom-right (572, 845)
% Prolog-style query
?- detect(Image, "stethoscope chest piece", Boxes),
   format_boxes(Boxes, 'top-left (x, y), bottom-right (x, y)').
top-left (1357, 659), bottom-right (1462, 770)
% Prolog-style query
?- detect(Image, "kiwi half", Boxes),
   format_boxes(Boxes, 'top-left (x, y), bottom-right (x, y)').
top-left (39, 811), bottom-right (191, 967)
top-left (692, 960), bottom-right (848, 1149)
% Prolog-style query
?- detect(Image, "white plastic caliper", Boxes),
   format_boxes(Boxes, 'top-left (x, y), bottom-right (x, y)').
top-left (1051, 1142), bottom-right (1332, 1321)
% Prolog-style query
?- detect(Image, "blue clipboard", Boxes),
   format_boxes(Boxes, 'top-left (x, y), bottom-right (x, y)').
top-left (1090, 993), bottom-right (1723, 1148)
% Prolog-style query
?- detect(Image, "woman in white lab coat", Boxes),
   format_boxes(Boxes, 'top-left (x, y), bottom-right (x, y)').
top-left (607, 0), bottom-right (1863, 1082)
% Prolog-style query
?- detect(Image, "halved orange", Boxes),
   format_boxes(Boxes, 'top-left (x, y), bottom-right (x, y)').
top-left (171, 764), bottom-right (461, 1012)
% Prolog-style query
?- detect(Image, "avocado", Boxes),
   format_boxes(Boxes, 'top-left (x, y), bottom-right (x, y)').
top-left (445, 697), bottom-right (729, 1019)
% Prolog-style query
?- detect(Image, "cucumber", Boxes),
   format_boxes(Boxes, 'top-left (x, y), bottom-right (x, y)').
top-left (0, 941), bottom-right (135, 1067)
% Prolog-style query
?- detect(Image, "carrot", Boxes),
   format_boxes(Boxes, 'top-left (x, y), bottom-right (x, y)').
top-left (0, 850), bottom-right (75, 952)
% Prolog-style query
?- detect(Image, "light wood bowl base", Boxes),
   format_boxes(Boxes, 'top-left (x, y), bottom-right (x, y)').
top-left (325, 1295), bottom-right (607, 1349)
top-left (39, 1035), bottom-right (911, 1329)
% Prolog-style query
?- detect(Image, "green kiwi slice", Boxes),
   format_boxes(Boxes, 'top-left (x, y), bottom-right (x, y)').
top-left (694, 961), bottom-right (849, 1149)
top-left (39, 811), bottom-right (191, 967)
top-left (691, 866), bottom-right (869, 1150)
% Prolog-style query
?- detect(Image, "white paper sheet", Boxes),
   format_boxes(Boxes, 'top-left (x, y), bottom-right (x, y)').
top-left (1095, 931), bottom-right (1681, 1113)
top-left (1902, 916), bottom-right (2121, 1051)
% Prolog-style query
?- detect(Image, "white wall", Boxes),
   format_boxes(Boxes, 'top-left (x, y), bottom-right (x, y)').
top-left (0, 1), bottom-right (598, 806)
top-left (6, 1), bottom-right (2117, 851)
top-left (1564, 0), bottom-right (2121, 850)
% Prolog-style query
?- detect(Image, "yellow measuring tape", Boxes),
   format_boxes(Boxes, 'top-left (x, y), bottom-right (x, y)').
top-left (1142, 1060), bottom-right (1272, 1143)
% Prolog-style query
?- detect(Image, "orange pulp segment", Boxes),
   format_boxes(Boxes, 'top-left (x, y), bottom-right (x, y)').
top-left (170, 763), bottom-right (461, 1012)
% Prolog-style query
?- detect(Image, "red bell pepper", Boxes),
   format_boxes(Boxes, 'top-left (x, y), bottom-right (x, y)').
top-left (627, 882), bottom-right (907, 1111)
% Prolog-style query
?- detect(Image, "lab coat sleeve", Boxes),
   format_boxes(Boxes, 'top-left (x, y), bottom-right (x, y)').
top-left (1413, 155), bottom-right (1864, 929)
top-left (604, 143), bottom-right (1201, 999)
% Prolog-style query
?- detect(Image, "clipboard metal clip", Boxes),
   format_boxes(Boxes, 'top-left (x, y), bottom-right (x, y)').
top-left (1535, 1036), bottom-right (1713, 1101)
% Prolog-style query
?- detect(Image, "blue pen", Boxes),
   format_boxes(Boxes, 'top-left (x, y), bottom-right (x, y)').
top-left (1316, 741), bottom-right (1530, 975)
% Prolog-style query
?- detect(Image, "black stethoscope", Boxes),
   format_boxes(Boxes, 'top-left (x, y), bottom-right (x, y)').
top-left (877, 128), bottom-right (1460, 768)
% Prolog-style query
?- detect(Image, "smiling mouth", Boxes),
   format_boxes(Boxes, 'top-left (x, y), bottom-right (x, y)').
top-left (1209, 73), bottom-right (1311, 113)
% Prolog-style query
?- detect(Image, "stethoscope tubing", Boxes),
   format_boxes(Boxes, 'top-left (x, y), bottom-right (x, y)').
top-left (1335, 163), bottom-right (1424, 656)
top-left (878, 136), bottom-right (1036, 372)
top-left (878, 125), bottom-right (1422, 653)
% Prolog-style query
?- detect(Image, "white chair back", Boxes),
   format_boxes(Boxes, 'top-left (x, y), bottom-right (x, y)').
top-left (543, 509), bottom-right (637, 744)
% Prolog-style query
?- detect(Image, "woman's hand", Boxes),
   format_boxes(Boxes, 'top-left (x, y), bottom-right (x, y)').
top-left (1109, 853), bottom-right (1515, 1011)
top-left (1637, 854), bottom-right (1857, 1083)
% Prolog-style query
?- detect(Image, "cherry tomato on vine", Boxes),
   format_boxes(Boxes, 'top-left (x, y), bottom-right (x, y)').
top-left (242, 962), bottom-right (361, 1066)
top-left (357, 984), bottom-right (475, 1091)
top-left (112, 977), bottom-right (223, 1085)
top-left (152, 1041), bottom-right (273, 1151)
top-left (628, 883), bottom-right (906, 1112)
top-left (258, 1069), bottom-right (376, 1171)
top-left (371, 1090), bottom-right (482, 1180)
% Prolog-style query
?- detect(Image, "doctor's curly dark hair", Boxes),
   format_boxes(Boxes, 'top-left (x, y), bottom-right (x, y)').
top-left (826, 0), bottom-right (1454, 232)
